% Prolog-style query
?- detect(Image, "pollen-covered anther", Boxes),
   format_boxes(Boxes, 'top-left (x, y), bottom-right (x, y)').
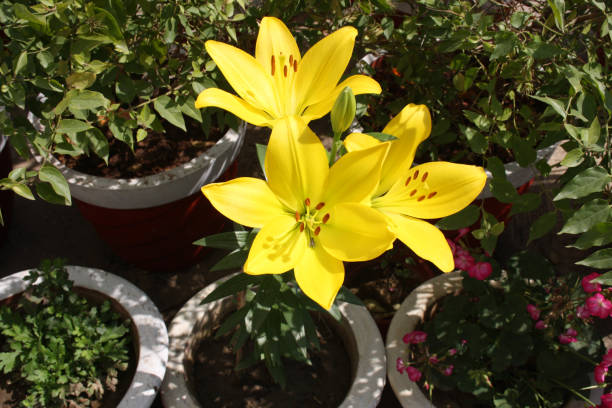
top-left (322, 213), bottom-right (330, 224)
top-left (270, 55), bottom-right (275, 76)
top-left (289, 55), bottom-right (293, 65)
top-left (422, 172), bottom-right (429, 182)
top-left (305, 198), bottom-right (311, 207)
top-left (314, 226), bottom-right (321, 236)
top-left (295, 211), bottom-right (300, 222)
top-left (414, 170), bottom-right (419, 179)
top-left (405, 176), bottom-right (411, 186)
top-left (293, 60), bottom-right (298, 72)
top-left (299, 223), bottom-right (305, 232)
top-left (315, 202), bottom-right (325, 210)
top-left (283, 65), bottom-right (288, 77)
top-left (410, 189), bottom-right (417, 197)
top-left (427, 191), bottom-right (437, 199)
top-left (417, 195), bottom-right (426, 202)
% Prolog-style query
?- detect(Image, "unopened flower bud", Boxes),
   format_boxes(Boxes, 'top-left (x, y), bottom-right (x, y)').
top-left (330, 86), bottom-right (356, 134)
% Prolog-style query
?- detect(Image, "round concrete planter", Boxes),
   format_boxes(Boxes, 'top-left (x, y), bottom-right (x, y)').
top-left (161, 275), bottom-right (387, 408)
top-left (43, 124), bottom-right (246, 271)
top-left (0, 266), bottom-right (169, 408)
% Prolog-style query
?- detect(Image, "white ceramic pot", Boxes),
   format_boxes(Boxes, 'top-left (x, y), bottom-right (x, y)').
top-left (0, 266), bottom-right (169, 408)
top-left (46, 122), bottom-right (246, 209)
top-left (161, 274), bottom-right (387, 408)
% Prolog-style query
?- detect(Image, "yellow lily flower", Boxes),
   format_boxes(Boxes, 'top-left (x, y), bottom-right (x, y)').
top-left (202, 116), bottom-right (394, 309)
top-left (344, 104), bottom-right (487, 272)
top-left (195, 17), bottom-right (381, 127)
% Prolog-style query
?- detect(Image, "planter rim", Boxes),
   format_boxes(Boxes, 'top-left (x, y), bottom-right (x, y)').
top-left (0, 266), bottom-right (169, 408)
top-left (0, 134), bottom-right (7, 152)
top-left (386, 271), bottom-right (463, 408)
top-left (161, 274), bottom-right (386, 408)
top-left (40, 122), bottom-right (246, 209)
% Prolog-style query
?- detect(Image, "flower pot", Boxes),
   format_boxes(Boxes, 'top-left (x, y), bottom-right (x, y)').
top-left (46, 123), bottom-right (246, 271)
top-left (0, 266), bottom-right (169, 407)
top-left (0, 135), bottom-right (14, 244)
top-left (161, 274), bottom-right (387, 408)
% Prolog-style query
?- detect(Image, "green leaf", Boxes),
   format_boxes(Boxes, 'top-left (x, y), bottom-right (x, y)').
top-left (211, 249), bottom-right (248, 272)
top-left (153, 95), bottom-right (186, 131)
top-left (560, 148), bottom-right (584, 167)
top-left (528, 212), bottom-right (557, 244)
top-left (13, 3), bottom-right (48, 33)
top-left (560, 199), bottom-right (611, 234)
top-left (554, 166), bottom-right (610, 200)
top-left (436, 205), bottom-right (480, 230)
top-left (490, 178), bottom-right (519, 203)
top-left (491, 32), bottom-right (516, 60)
top-left (462, 126), bottom-right (488, 154)
top-left (530, 95), bottom-right (566, 119)
top-left (577, 248), bottom-right (612, 269)
top-left (14, 51), bottom-right (28, 77)
top-left (115, 75), bottom-right (136, 104)
top-left (570, 223), bottom-right (612, 250)
top-left (66, 72), bottom-right (97, 90)
top-left (86, 128), bottom-right (109, 163)
top-left (255, 143), bottom-right (267, 175)
top-left (547, 0), bottom-right (565, 32)
top-left (524, 40), bottom-right (562, 60)
top-left (510, 12), bottom-right (530, 28)
top-left (11, 183), bottom-right (35, 200)
top-left (56, 119), bottom-right (92, 135)
top-left (365, 132), bottom-right (397, 142)
top-left (593, 271), bottom-right (612, 286)
top-left (193, 231), bottom-right (252, 249)
top-left (163, 16), bottom-right (177, 44)
top-left (201, 273), bottom-right (258, 304)
top-left (31, 78), bottom-right (64, 93)
top-left (69, 90), bottom-right (110, 111)
top-left (38, 165), bottom-right (71, 205)
top-left (584, 117), bottom-right (601, 147)
top-left (109, 117), bottom-right (134, 150)
top-left (179, 96), bottom-right (202, 123)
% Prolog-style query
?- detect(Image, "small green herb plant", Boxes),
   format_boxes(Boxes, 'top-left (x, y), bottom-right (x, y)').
top-left (0, 259), bottom-right (131, 408)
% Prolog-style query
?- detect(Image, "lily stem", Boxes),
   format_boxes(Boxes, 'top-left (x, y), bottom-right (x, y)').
top-left (329, 130), bottom-right (343, 165)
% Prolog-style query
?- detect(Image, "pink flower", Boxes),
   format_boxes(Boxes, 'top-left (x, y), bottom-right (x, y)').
top-left (595, 364), bottom-right (608, 384)
top-left (396, 357), bottom-right (406, 374)
top-left (454, 247), bottom-right (475, 271)
top-left (535, 320), bottom-right (547, 330)
top-left (443, 365), bottom-right (454, 376)
top-left (601, 393), bottom-right (612, 408)
top-left (601, 349), bottom-right (612, 367)
top-left (468, 262), bottom-right (492, 280)
top-left (582, 272), bottom-right (602, 293)
top-left (429, 355), bottom-right (439, 364)
top-left (406, 366), bottom-right (422, 382)
top-left (559, 334), bottom-right (577, 344)
top-left (586, 293), bottom-right (612, 319)
top-left (448, 348), bottom-right (457, 356)
top-left (576, 305), bottom-right (591, 319)
top-left (455, 227), bottom-right (470, 241)
top-left (527, 304), bottom-right (541, 321)
top-left (403, 331), bottom-right (427, 344)
top-left (566, 328), bottom-right (577, 337)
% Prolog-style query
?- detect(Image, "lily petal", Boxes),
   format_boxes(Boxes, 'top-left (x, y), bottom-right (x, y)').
top-left (294, 245), bottom-right (344, 310)
top-left (201, 177), bottom-right (285, 228)
top-left (322, 143), bottom-right (388, 205)
top-left (265, 116), bottom-right (328, 210)
top-left (319, 202), bottom-right (395, 262)
top-left (343, 132), bottom-right (382, 152)
top-left (205, 40), bottom-right (279, 116)
top-left (244, 214), bottom-right (306, 275)
top-left (255, 17), bottom-right (301, 74)
top-left (376, 104), bottom-right (432, 195)
top-left (374, 162), bottom-right (486, 220)
top-left (384, 212), bottom-right (454, 272)
top-left (195, 88), bottom-right (274, 127)
top-left (294, 26), bottom-right (357, 112)
top-left (301, 75), bottom-right (381, 122)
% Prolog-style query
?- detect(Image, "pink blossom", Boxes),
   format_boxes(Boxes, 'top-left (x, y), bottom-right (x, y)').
top-left (468, 262), bottom-right (492, 280)
top-left (601, 349), bottom-right (612, 367)
top-left (455, 227), bottom-right (470, 241)
top-left (406, 366), bottom-right (422, 382)
top-left (595, 364), bottom-right (608, 384)
top-left (454, 247), bottom-right (475, 271)
top-left (446, 239), bottom-right (457, 255)
top-left (582, 272), bottom-right (602, 293)
top-left (559, 334), bottom-right (577, 344)
top-left (396, 357), bottom-right (406, 374)
top-left (403, 331), bottom-right (427, 344)
top-left (576, 305), bottom-right (591, 319)
top-left (566, 328), bottom-right (577, 337)
top-left (601, 393), bottom-right (612, 408)
top-left (429, 355), bottom-right (439, 364)
top-left (586, 293), bottom-right (612, 319)
top-left (527, 304), bottom-right (541, 321)
top-left (448, 348), bottom-right (457, 356)
top-left (535, 320), bottom-right (547, 330)
top-left (443, 365), bottom-right (454, 376)
top-left (461, 339), bottom-right (468, 345)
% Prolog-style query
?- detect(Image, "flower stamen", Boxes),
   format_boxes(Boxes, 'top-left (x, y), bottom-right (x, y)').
top-left (270, 55), bottom-right (275, 76)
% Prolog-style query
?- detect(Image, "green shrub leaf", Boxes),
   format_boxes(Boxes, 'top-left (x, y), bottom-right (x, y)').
top-left (577, 248), bottom-right (612, 269)
top-left (554, 166), bottom-right (610, 200)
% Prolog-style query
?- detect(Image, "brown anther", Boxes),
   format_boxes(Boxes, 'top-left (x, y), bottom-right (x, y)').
top-left (417, 195), bottom-right (426, 202)
top-left (289, 55), bottom-right (293, 65)
top-left (293, 60), bottom-right (298, 72)
top-left (314, 226), bottom-right (321, 236)
top-left (305, 198), bottom-right (311, 207)
top-left (414, 170), bottom-right (419, 179)
top-left (283, 65), bottom-right (288, 77)
top-left (270, 55), bottom-right (275, 76)
top-left (405, 176), bottom-right (411, 186)
top-left (322, 213), bottom-right (330, 224)
top-left (295, 211), bottom-right (300, 222)
top-left (410, 189), bottom-right (417, 197)
top-left (315, 202), bottom-right (325, 210)
top-left (427, 191), bottom-right (437, 199)
top-left (299, 223), bottom-right (305, 232)
top-left (422, 172), bottom-right (429, 182)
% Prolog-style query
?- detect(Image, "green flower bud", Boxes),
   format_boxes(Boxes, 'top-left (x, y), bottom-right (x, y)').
top-left (330, 86), bottom-right (356, 134)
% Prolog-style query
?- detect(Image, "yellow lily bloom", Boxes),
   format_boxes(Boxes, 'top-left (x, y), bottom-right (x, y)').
top-left (345, 104), bottom-right (487, 272)
top-left (202, 116), bottom-right (394, 309)
top-left (195, 16), bottom-right (381, 127)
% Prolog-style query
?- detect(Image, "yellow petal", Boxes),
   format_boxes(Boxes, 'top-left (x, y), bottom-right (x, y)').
top-left (376, 104), bottom-right (432, 195)
top-left (374, 162), bottom-right (487, 220)
top-left (300, 75), bottom-right (381, 122)
top-left (195, 88), bottom-right (274, 127)
top-left (244, 214), bottom-right (307, 275)
top-left (318, 202), bottom-right (395, 262)
top-left (384, 212), bottom-right (454, 272)
top-left (255, 17), bottom-right (301, 74)
top-left (343, 132), bottom-right (381, 152)
top-left (321, 143), bottom-right (388, 205)
top-left (294, 245), bottom-right (344, 310)
top-left (265, 116), bottom-right (329, 211)
top-left (201, 177), bottom-right (285, 228)
top-left (294, 26), bottom-right (357, 112)
top-left (205, 40), bottom-right (279, 116)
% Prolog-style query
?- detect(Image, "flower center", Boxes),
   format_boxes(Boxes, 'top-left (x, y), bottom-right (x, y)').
top-left (269, 52), bottom-right (300, 115)
top-left (295, 198), bottom-right (330, 247)
top-left (372, 168), bottom-right (438, 208)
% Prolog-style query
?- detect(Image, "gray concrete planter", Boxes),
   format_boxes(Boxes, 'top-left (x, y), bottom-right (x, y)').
top-left (0, 266), bottom-right (169, 408)
top-left (161, 274), bottom-right (386, 408)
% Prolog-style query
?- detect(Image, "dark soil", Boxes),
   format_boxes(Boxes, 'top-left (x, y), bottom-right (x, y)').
top-left (190, 315), bottom-right (352, 408)
top-left (56, 118), bottom-right (223, 179)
